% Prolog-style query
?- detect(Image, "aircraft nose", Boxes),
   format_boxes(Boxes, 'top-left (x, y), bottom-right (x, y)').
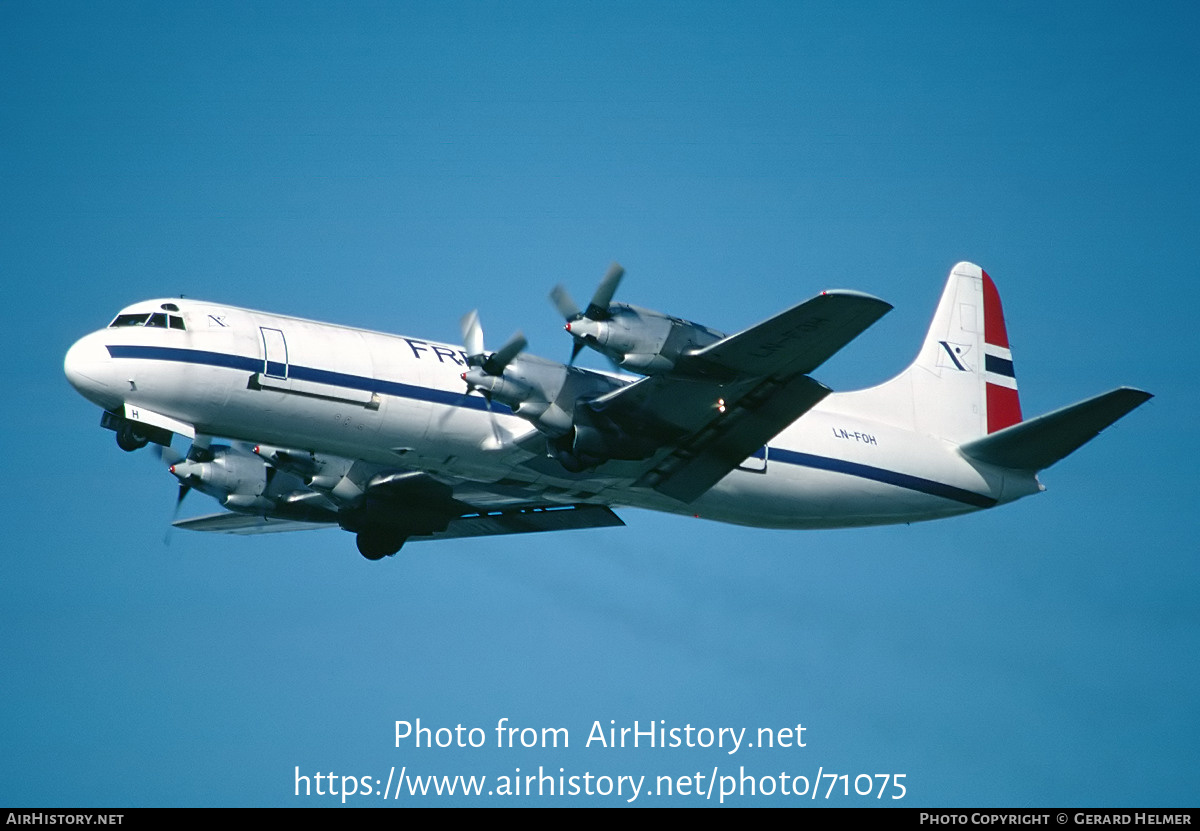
top-left (64, 332), bottom-right (121, 407)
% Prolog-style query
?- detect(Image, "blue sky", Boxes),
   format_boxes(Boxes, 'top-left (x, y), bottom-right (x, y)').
top-left (2, 1), bottom-right (1196, 807)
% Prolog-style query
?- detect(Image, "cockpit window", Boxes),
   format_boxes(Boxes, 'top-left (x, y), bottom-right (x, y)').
top-left (109, 312), bottom-right (187, 330)
top-left (110, 313), bottom-right (150, 327)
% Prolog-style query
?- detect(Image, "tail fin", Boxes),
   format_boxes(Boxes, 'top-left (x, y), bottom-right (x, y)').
top-left (831, 262), bottom-right (1022, 443)
top-left (831, 262), bottom-right (1153, 465)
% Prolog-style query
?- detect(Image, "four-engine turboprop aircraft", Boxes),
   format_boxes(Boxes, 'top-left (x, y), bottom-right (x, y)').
top-left (64, 262), bottom-right (1151, 559)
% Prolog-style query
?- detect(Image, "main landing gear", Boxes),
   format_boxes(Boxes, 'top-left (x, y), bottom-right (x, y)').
top-left (356, 530), bottom-right (408, 561)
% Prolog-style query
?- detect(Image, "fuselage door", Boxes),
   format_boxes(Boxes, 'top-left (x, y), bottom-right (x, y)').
top-left (261, 327), bottom-right (288, 379)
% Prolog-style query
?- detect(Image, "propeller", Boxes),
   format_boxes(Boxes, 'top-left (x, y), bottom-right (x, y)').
top-left (550, 261), bottom-right (624, 364)
top-left (457, 311), bottom-right (527, 447)
top-left (153, 443), bottom-right (190, 544)
top-left (585, 261), bottom-right (625, 320)
top-left (153, 435), bottom-right (215, 544)
top-left (460, 310), bottom-right (527, 377)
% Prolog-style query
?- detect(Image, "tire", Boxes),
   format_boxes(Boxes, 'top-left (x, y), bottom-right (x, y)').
top-left (356, 530), bottom-right (406, 560)
top-left (116, 423), bottom-right (148, 452)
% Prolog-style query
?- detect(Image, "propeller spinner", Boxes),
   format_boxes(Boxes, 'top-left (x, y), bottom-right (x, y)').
top-left (550, 262), bottom-right (625, 364)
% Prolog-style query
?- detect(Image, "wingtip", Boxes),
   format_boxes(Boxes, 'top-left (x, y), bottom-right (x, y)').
top-left (818, 289), bottom-right (894, 312)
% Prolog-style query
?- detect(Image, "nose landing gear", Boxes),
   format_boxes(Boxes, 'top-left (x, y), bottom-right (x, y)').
top-left (115, 421), bottom-right (149, 452)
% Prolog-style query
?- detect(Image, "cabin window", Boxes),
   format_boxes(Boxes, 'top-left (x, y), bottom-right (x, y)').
top-left (168, 315), bottom-right (186, 330)
top-left (145, 313), bottom-right (169, 328)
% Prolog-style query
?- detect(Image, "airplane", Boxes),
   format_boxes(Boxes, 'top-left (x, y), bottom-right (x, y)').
top-left (63, 261), bottom-right (1152, 560)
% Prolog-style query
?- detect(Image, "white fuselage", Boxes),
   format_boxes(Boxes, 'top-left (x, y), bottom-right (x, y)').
top-left (64, 298), bottom-right (1039, 530)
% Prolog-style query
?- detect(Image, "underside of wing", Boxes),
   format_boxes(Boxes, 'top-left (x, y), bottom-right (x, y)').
top-left (173, 513), bottom-right (336, 535)
top-left (411, 503), bottom-right (624, 541)
top-left (174, 502), bottom-right (624, 541)
top-left (634, 373), bottom-right (830, 501)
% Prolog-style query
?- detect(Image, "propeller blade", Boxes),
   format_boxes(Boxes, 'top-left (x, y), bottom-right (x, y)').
top-left (569, 340), bottom-right (585, 365)
top-left (437, 389), bottom-right (476, 424)
top-left (164, 482), bottom-right (191, 546)
top-left (585, 261), bottom-right (624, 319)
top-left (460, 310), bottom-right (484, 359)
top-left (174, 484), bottom-right (192, 515)
top-left (482, 331), bottom-right (527, 376)
top-left (550, 284), bottom-right (581, 320)
top-left (153, 444), bottom-right (184, 467)
top-left (159, 435), bottom-right (211, 546)
top-left (480, 392), bottom-right (504, 446)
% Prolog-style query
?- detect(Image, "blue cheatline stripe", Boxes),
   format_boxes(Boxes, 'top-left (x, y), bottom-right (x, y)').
top-left (108, 344), bottom-right (260, 372)
top-left (767, 448), bottom-right (997, 508)
top-left (104, 344), bottom-right (505, 413)
top-left (985, 354), bottom-right (1015, 378)
top-left (107, 344), bottom-right (993, 507)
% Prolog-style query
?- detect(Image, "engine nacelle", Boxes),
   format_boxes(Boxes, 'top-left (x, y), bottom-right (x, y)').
top-left (251, 443), bottom-right (321, 477)
top-left (566, 304), bottom-right (724, 375)
top-left (462, 368), bottom-right (535, 406)
top-left (171, 446), bottom-right (265, 497)
top-left (547, 413), bottom-right (660, 472)
top-left (170, 445), bottom-right (269, 507)
top-left (251, 444), bottom-right (365, 506)
top-left (307, 472), bottom-right (367, 506)
top-left (171, 444), bottom-right (330, 515)
top-left (222, 493), bottom-right (275, 511)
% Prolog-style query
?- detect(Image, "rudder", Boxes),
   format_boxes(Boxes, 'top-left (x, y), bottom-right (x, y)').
top-left (980, 269), bottom-right (1022, 434)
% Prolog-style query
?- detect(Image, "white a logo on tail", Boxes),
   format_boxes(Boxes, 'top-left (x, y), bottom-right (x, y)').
top-left (937, 340), bottom-right (974, 372)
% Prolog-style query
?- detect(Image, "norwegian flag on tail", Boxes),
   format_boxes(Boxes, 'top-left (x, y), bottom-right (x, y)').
top-left (982, 270), bottom-right (1022, 433)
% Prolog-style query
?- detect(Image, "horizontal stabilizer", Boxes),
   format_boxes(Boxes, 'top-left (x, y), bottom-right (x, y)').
top-left (958, 387), bottom-right (1152, 471)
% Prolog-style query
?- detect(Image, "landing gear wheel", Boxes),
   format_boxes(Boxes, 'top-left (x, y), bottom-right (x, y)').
top-left (356, 530), bottom-right (406, 560)
top-left (115, 423), bottom-right (148, 452)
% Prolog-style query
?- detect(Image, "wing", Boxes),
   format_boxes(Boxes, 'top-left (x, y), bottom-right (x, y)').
top-left (580, 290), bottom-right (892, 501)
top-left (677, 290), bottom-right (894, 379)
top-left (174, 503), bottom-right (623, 540)
top-left (173, 513), bottom-right (336, 534)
